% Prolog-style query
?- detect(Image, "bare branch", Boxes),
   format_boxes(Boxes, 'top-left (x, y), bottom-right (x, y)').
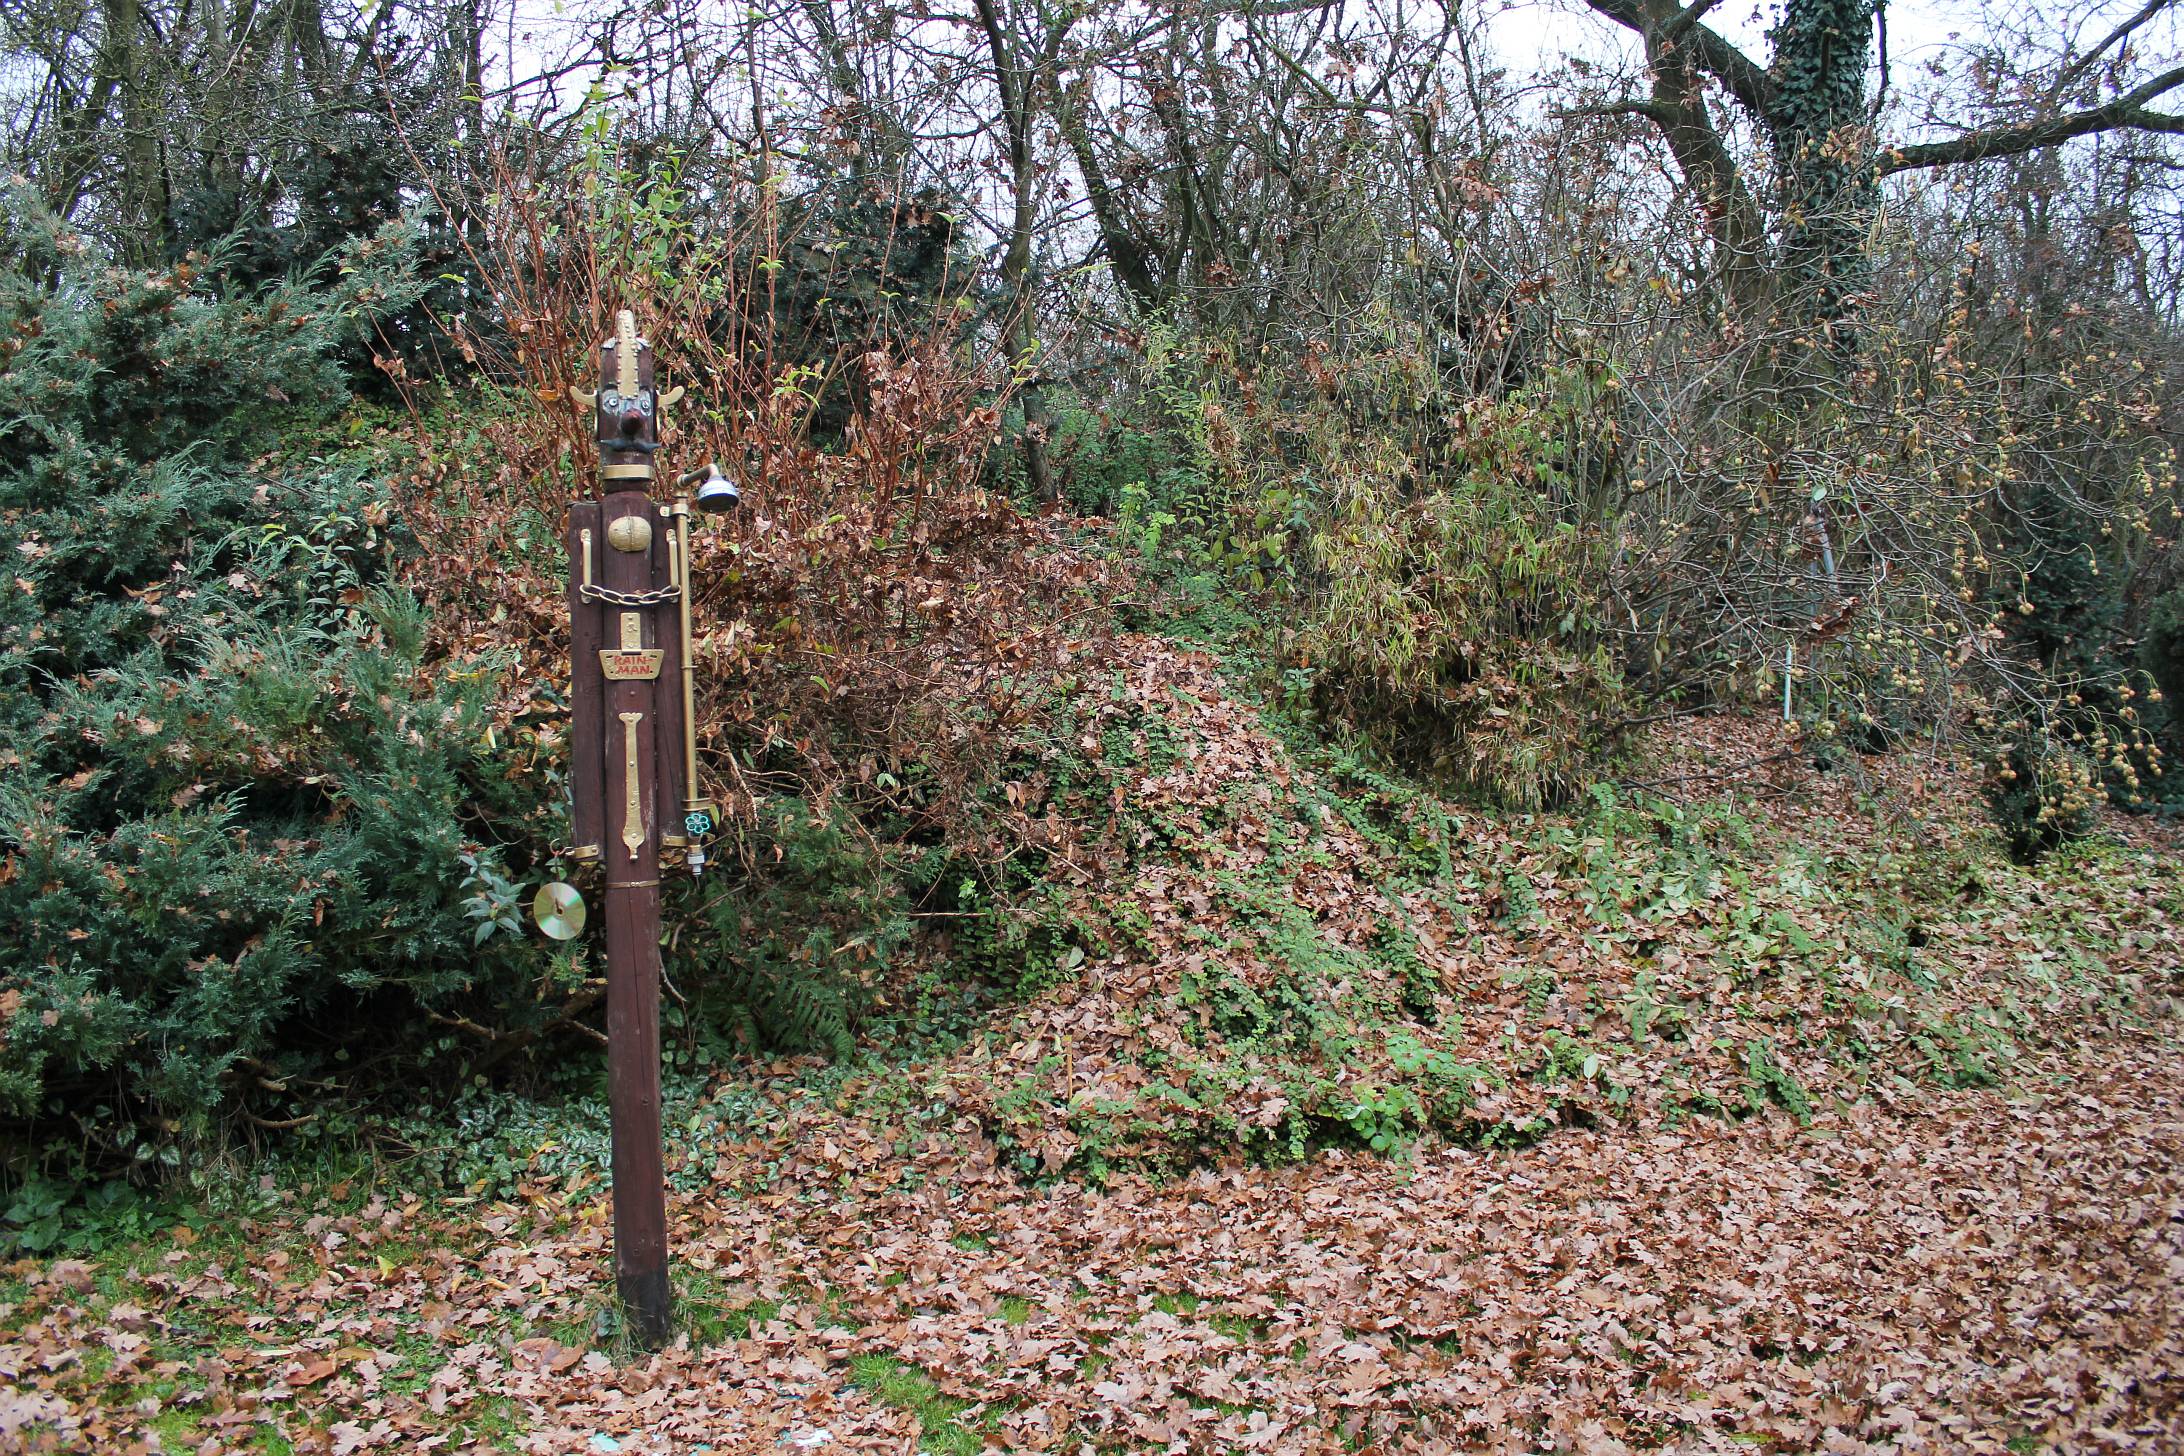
top-left (2055, 0), bottom-right (2179, 94)
top-left (1659, 0), bottom-right (1725, 46)
top-left (1578, 0), bottom-right (1777, 118)
top-left (1882, 63), bottom-right (2184, 173)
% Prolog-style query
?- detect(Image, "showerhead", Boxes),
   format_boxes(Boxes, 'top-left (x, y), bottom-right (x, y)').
top-left (682, 463), bottom-right (740, 514)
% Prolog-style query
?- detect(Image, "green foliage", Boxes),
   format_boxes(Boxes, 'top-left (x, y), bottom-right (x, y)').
top-left (1910, 1013), bottom-right (2008, 1090)
top-left (385, 1065), bottom-right (812, 1204)
top-left (1050, 405), bottom-right (1169, 517)
top-left (2146, 586), bottom-right (2184, 703)
top-left (584, 140), bottom-right (981, 438)
top-left (156, 90), bottom-right (471, 393)
top-left (1087, 314), bottom-right (1642, 816)
top-left (753, 180), bottom-right (981, 437)
top-left (974, 692), bottom-right (1516, 1178)
top-left (1, 1160), bottom-right (284, 1260)
top-left (0, 198), bottom-right (397, 490)
top-left (1983, 482), bottom-right (2171, 808)
top-left (2141, 584), bottom-right (2184, 772)
top-left (1113, 319), bottom-right (1629, 810)
top-left (1980, 729), bottom-right (2101, 865)
top-left (1340, 1082), bottom-right (1423, 1155)
top-left (1115, 478), bottom-right (1181, 560)
top-left (927, 866), bottom-right (1088, 1002)
top-left (671, 780), bottom-right (1097, 1065)
top-left (1766, 0), bottom-right (1881, 332)
top-left (683, 797), bottom-right (919, 1061)
top-left (1740, 1039), bottom-right (1813, 1123)
top-left (1303, 376), bottom-right (1627, 809)
top-left (850, 1353), bottom-right (1000, 1454)
top-left (1387, 1032), bottom-right (1493, 1123)
top-left (0, 202), bottom-right (561, 1169)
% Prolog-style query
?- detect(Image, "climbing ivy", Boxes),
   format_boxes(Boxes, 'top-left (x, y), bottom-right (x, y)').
top-left (1767, 0), bottom-right (1881, 339)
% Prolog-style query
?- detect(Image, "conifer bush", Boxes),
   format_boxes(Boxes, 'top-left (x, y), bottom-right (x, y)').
top-left (0, 196), bottom-right (552, 1169)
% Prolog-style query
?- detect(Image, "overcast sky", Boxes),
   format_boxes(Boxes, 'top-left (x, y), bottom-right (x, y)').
top-left (484, 0), bottom-right (2183, 147)
top-left (1483, 0), bottom-right (2184, 117)
top-left (1484, 0), bottom-right (1969, 76)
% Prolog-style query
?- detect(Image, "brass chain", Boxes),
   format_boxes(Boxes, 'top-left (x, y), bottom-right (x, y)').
top-left (578, 582), bottom-right (682, 607)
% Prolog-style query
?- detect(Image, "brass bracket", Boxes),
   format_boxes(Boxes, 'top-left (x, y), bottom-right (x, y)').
top-left (604, 610), bottom-right (663, 678)
top-left (618, 711), bottom-right (646, 861)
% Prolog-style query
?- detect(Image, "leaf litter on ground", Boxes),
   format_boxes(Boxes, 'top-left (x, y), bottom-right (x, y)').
top-left (5, 655), bottom-right (2181, 1454)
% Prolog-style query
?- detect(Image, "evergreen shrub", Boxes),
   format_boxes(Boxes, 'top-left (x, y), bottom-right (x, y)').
top-left (0, 196), bottom-right (552, 1171)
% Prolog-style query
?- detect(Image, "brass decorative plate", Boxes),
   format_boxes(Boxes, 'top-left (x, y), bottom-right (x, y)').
top-left (600, 648), bottom-right (665, 680)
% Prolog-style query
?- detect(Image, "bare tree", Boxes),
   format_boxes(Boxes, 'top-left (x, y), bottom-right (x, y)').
top-left (1570, 0), bottom-right (2184, 332)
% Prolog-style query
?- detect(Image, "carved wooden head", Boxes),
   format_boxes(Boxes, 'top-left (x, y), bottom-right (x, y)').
top-left (573, 310), bottom-right (683, 493)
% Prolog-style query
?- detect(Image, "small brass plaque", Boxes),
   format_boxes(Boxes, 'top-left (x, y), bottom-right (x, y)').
top-left (600, 649), bottom-right (665, 680)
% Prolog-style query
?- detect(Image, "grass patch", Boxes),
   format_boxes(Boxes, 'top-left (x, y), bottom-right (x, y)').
top-left (1210, 1311), bottom-right (1266, 1342)
top-left (458, 1395), bottom-right (529, 1452)
top-left (849, 1353), bottom-right (998, 1455)
top-left (670, 1265), bottom-right (785, 1347)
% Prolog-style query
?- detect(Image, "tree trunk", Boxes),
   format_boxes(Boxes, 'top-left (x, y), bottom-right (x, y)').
top-left (973, 0), bottom-right (1055, 501)
top-left (1766, 0), bottom-right (1880, 340)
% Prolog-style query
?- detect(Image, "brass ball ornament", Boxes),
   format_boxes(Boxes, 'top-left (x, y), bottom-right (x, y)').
top-left (606, 514), bottom-right (654, 553)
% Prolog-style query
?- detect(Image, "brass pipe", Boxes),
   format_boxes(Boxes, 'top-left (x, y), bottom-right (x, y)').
top-left (672, 498), bottom-right (702, 836)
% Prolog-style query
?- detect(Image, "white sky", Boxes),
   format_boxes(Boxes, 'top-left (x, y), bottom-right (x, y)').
top-left (479, 0), bottom-right (2180, 154)
top-left (1488, 2), bottom-right (1976, 112)
top-left (1484, 0), bottom-right (1976, 73)
top-left (1482, 0), bottom-right (2181, 115)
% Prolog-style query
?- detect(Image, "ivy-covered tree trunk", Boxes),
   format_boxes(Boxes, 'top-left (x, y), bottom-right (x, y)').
top-left (1766, 0), bottom-right (1880, 342)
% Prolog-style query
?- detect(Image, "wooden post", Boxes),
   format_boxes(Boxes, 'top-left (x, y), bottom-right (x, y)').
top-left (564, 310), bottom-right (688, 1348)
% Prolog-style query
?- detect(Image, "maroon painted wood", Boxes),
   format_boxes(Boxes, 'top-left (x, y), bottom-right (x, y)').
top-left (579, 315), bottom-right (675, 1348)
top-left (565, 500), bottom-right (605, 861)
top-left (598, 491), bottom-right (670, 1348)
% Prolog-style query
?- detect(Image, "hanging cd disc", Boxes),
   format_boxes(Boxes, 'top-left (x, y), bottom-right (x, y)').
top-left (532, 882), bottom-right (587, 941)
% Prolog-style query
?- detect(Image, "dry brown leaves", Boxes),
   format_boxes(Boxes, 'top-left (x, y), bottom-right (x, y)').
top-left (689, 1051), bottom-right (2184, 1454)
top-left (929, 640), bottom-right (2176, 1166)
top-left (7, 1039), bottom-right (2179, 1453)
top-left (7, 654), bottom-right (2180, 1454)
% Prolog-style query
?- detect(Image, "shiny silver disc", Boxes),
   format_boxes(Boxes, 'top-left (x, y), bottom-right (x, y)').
top-left (532, 881), bottom-right (587, 941)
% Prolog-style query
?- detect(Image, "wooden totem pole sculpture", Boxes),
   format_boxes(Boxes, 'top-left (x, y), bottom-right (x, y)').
top-left (559, 310), bottom-right (734, 1346)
